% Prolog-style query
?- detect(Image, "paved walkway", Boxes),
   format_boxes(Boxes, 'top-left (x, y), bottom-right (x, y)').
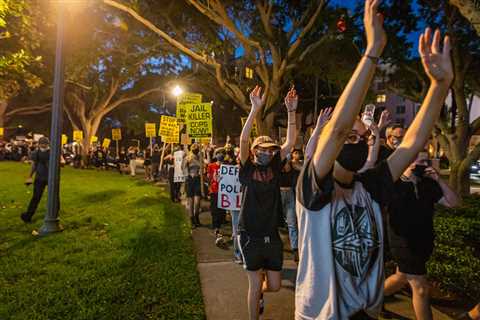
top-left (183, 200), bottom-right (452, 320)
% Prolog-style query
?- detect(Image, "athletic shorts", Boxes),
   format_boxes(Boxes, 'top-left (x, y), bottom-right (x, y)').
top-left (186, 176), bottom-right (202, 198)
top-left (239, 232), bottom-right (283, 271)
top-left (391, 246), bottom-right (431, 275)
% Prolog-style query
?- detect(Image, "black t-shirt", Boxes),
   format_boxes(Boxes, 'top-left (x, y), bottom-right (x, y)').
top-left (239, 153), bottom-right (284, 237)
top-left (32, 149), bottom-right (49, 181)
top-left (151, 151), bottom-right (161, 163)
top-left (280, 161), bottom-right (302, 189)
top-left (388, 177), bottom-right (443, 253)
top-left (377, 145), bottom-right (395, 164)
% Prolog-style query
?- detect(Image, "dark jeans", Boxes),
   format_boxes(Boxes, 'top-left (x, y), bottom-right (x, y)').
top-left (26, 179), bottom-right (48, 218)
top-left (169, 179), bottom-right (181, 202)
top-left (210, 193), bottom-right (224, 230)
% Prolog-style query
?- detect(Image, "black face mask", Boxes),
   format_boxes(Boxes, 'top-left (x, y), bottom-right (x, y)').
top-left (192, 149), bottom-right (199, 155)
top-left (413, 164), bottom-right (427, 177)
top-left (336, 141), bottom-right (369, 172)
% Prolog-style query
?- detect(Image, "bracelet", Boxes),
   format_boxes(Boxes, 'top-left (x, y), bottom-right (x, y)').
top-left (288, 110), bottom-right (296, 113)
top-left (363, 54), bottom-right (380, 64)
top-left (288, 122), bottom-right (296, 125)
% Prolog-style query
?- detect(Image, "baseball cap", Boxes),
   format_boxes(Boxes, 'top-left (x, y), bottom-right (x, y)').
top-left (251, 136), bottom-right (279, 150)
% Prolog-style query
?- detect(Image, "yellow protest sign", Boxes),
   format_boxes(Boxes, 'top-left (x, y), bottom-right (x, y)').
top-left (200, 137), bottom-right (211, 145)
top-left (163, 133), bottom-right (179, 144)
top-left (73, 130), bottom-right (83, 142)
top-left (159, 116), bottom-right (178, 136)
top-left (176, 93), bottom-right (202, 123)
top-left (102, 138), bottom-right (111, 148)
top-left (61, 134), bottom-right (68, 145)
top-left (0, 127), bottom-right (4, 136)
top-left (90, 135), bottom-right (98, 144)
top-left (186, 102), bottom-right (213, 138)
top-left (241, 117), bottom-right (258, 138)
top-left (112, 128), bottom-right (122, 141)
top-left (145, 123), bottom-right (156, 137)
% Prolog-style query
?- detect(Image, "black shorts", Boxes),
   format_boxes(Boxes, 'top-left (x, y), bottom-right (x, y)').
top-left (391, 246), bottom-right (431, 275)
top-left (239, 232), bottom-right (283, 271)
top-left (186, 176), bottom-right (202, 198)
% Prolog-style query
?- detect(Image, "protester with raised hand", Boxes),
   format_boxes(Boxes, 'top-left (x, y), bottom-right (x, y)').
top-left (305, 107), bottom-right (333, 161)
top-left (295, 0), bottom-right (453, 318)
top-left (239, 85), bottom-right (297, 320)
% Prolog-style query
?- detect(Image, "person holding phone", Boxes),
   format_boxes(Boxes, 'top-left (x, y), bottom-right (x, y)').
top-left (21, 137), bottom-right (51, 223)
top-left (384, 150), bottom-right (460, 320)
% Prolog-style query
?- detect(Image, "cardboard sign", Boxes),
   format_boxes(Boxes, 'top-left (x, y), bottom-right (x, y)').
top-left (145, 123), bottom-right (156, 137)
top-left (200, 137), bottom-right (211, 145)
top-left (159, 116), bottom-right (178, 136)
top-left (181, 133), bottom-right (191, 145)
top-left (61, 134), bottom-right (68, 145)
top-left (218, 164), bottom-right (242, 210)
top-left (112, 128), bottom-right (122, 141)
top-left (186, 102), bottom-right (212, 138)
top-left (73, 130), bottom-right (83, 142)
top-left (102, 138), bottom-right (111, 148)
top-left (0, 127), bottom-right (4, 136)
top-left (176, 93), bottom-right (202, 123)
top-left (240, 117), bottom-right (258, 138)
top-left (173, 150), bottom-right (186, 182)
top-left (90, 135), bottom-right (98, 144)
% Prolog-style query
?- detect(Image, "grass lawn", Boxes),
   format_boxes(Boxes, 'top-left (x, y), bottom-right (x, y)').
top-left (0, 162), bottom-right (205, 320)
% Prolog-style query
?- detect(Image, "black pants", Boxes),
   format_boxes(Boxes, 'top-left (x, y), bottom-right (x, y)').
top-left (26, 179), bottom-right (48, 218)
top-left (169, 180), bottom-right (181, 202)
top-left (210, 193), bottom-right (224, 230)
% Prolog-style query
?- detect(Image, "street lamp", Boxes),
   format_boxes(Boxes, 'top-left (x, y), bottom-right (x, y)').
top-left (172, 85), bottom-right (183, 97)
top-left (40, 1), bottom-right (85, 235)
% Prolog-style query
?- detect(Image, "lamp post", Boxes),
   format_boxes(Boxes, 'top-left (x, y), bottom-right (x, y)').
top-left (38, 3), bottom-right (66, 235)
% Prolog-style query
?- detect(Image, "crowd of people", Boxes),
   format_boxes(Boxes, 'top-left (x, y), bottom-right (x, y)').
top-left (6, 0), bottom-right (479, 319)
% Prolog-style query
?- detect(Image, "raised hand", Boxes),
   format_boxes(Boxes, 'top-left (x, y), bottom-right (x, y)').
top-left (419, 28), bottom-right (453, 84)
top-left (249, 85), bottom-right (266, 113)
top-left (316, 107), bottom-right (333, 128)
top-left (424, 166), bottom-right (440, 181)
top-left (364, 0), bottom-right (387, 57)
top-left (284, 87), bottom-right (298, 112)
top-left (378, 109), bottom-right (391, 130)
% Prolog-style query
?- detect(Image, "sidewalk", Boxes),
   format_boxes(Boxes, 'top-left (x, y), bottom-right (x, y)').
top-left (185, 200), bottom-right (453, 320)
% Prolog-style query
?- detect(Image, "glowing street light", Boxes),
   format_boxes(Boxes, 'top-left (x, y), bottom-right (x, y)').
top-left (172, 85), bottom-right (183, 97)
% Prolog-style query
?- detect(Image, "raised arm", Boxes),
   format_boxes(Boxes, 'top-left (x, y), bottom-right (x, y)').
top-left (424, 167), bottom-right (461, 208)
top-left (240, 86), bottom-right (265, 165)
top-left (312, 0), bottom-right (387, 178)
top-left (359, 123), bottom-right (381, 172)
top-left (305, 107), bottom-right (333, 161)
top-left (281, 87), bottom-right (298, 160)
top-left (387, 28), bottom-right (453, 181)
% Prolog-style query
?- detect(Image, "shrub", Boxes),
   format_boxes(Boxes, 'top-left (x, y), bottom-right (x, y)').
top-left (428, 195), bottom-right (480, 300)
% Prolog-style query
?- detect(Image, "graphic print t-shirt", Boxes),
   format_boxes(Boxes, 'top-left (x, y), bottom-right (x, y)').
top-left (295, 160), bottom-right (394, 320)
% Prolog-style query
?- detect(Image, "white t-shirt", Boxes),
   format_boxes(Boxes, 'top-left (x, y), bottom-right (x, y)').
top-left (295, 161), bottom-right (394, 320)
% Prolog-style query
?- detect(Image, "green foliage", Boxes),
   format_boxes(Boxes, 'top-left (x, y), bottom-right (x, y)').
top-left (0, 0), bottom-right (43, 100)
top-left (428, 195), bottom-right (480, 300)
top-left (0, 162), bottom-right (205, 319)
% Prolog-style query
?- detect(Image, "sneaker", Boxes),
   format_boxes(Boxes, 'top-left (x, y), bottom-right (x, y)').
top-left (215, 233), bottom-right (224, 248)
top-left (20, 212), bottom-right (32, 224)
top-left (259, 293), bottom-right (265, 315)
top-left (234, 255), bottom-right (243, 265)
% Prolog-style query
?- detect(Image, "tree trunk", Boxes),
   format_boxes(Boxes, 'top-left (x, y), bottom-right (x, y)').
top-left (0, 100), bottom-right (7, 128)
top-left (449, 0), bottom-right (480, 36)
top-left (255, 110), bottom-right (276, 138)
top-left (449, 160), bottom-right (471, 196)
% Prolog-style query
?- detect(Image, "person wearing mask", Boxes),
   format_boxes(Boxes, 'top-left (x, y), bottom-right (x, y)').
top-left (144, 148), bottom-right (152, 181)
top-left (127, 146), bottom-right (137, 177)
top-left (295, 0), bottom-right (454, 317)
top-left (151, 145), bottom-right (161, 181)
top-left (20, 137), bottom-right (54, 223)
top-left (279, 148), bottom-right (303, 262)
top-left (378, 124), bottom-right (404, 162)
top-left (239, 85), bottom-right (297, 320)
top-left (183, 143), bottom-right (204, 228)
top-left (207, 149), bottom-right (226, 244)
top-left (384, 151), bottom-right (460, 320)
